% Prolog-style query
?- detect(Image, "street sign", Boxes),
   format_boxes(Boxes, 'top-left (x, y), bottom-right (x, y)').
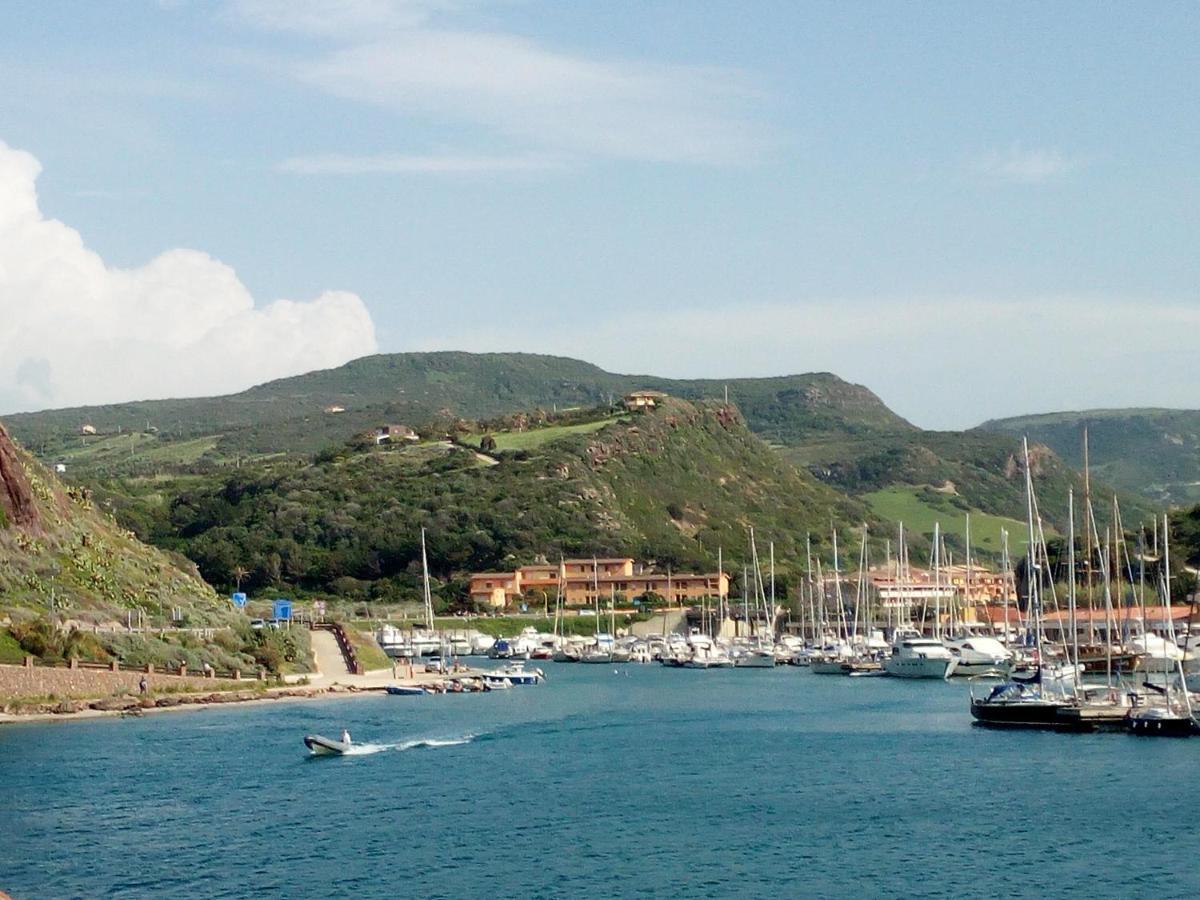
top-left (312, 600), bottom-right (326, 617)
top-left (231, 592), bottom-right (247, 608)
top-left (273, 598), bottom-right (292, 621)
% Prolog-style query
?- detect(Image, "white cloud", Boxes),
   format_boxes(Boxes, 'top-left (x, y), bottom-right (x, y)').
top-left (414, 295), bottom-right (1200, 430)
top-left (277, 151), bottom-right (566, 174)
top-left (230, 0), bottom-right (766, 166)
top-left (977, 145), bottom-right (1076, 183)
top-left (0, 140), bottom-right (378, 414)
top-left (228, 0), bottom-right (454, 36)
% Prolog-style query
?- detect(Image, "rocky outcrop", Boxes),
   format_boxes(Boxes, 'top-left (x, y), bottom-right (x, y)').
top-left (0, 421), bottom-right (40, 530)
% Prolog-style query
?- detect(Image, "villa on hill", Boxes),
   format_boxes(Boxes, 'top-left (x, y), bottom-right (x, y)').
top-left (469, 557), bottom-right (728, 610)
top-left (622, 390), bottom-right (668, 411)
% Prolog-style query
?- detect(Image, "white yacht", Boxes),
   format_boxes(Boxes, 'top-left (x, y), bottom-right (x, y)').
top-left (884, 632), bottom-right (953, 679)
top-left (943, 635), bottom-right (1013, 677)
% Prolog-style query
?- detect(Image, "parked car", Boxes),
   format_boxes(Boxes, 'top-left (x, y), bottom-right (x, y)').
top-left (425, 656), bottom-right (446, 673)
top-left (249, 618), bottom-right (266, 630)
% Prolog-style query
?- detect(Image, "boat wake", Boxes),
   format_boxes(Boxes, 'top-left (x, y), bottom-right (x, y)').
top-left (394, 734), bottom-right (478, 752)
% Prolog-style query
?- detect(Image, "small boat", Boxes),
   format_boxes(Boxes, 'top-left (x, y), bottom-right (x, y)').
top-left (485, 663), bottom-right (544, 686)
top-left (483, 676), bottom-right (512, 690)
top-left (386, 685), bottom-right (428, 696)
top-left (304, 734), bottom-right (351, 755)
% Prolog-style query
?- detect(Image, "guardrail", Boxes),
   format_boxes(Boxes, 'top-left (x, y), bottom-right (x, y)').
top-left (18, 655), bottom-right (263, 681)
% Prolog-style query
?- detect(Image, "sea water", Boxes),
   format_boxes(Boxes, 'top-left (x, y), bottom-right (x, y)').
top-left (2, 665), bottom-right (1196, 899)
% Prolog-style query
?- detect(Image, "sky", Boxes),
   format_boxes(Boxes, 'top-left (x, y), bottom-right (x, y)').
top-left (0, 1), bottom-right (1197, 429)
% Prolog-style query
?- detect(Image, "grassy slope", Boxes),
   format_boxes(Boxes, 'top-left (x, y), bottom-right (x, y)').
top-left (863, 486), bottom-right (1037, 561)
top-left (0, 427), bottom-right (227, 625)
top-left (466, 417), bottom-right (626, 451)
top-left (979, 408), bottom-right (1200, 504)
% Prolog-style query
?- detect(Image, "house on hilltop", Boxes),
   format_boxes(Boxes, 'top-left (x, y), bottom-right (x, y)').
top-left (623, 389), bottom-right (668, 411)
top-left (374, 424), bottom-right (419, 444)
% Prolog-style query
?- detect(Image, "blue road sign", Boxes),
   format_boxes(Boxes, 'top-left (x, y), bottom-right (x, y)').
top-left (231, 592), bottom-right (247, 608)
top-left (273, 598), bottom-right (292, 621)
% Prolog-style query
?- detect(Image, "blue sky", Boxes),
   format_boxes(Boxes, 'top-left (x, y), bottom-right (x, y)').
top-left (0, 1), bottom-right (1197, 427)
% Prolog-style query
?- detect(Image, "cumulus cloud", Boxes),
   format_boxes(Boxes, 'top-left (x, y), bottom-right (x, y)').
top-left (229, 0), bottom-right (767, 167)
top-left (416, 295), bottom-right (1200, 430)
top-left (976, 145), bottom-right (1077, 184)
top-left (0, 140), bottom-right (377, 414)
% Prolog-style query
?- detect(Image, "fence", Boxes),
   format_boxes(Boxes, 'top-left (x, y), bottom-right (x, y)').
top-left (17, 655), bottom-right (264, 682)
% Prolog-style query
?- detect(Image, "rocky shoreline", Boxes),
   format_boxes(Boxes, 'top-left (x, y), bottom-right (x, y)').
top-left (0, 682), bottom-right (385, 724)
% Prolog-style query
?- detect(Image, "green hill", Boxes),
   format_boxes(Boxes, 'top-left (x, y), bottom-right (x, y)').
top-left (5, 351), bottom-right (1153, 556)
top-left (138, 398), bottom-right (873, 604)
top-left (978, 408), bottom-right (1200, 505)
top-left (3, 352), bottom-right (908, 467)
top-left (0, 421), bottom-right (225, 624)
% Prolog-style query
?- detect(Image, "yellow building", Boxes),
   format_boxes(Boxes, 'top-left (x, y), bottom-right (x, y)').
top-left (623, 390), bottom-right (668, 411)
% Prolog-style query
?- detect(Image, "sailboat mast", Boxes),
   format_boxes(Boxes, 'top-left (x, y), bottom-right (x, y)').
top-left (1022, 438), bottom-right (1044, 671)
top-left (769, 541), bottom-right (776, 639)
top-left (420, 527), bottom-right (434, 630)
top-left (832, 527), bottom-right (848, 642)
top-left (1068, 490), bottom-right (1079, 666)
top-left (805, 533), bottom-right (817, 642)
top-left (1163, 516), bottom-right (1193, 717)
top-left (933, 521), bottom-right (942, 640)
top-left (1082, 427), bottom-right (1095, 645)
top-left (1001, 528), bottom-right (1012, 642)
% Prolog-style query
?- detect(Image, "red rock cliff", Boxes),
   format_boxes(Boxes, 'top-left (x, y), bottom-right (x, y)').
top-left (0, 421), bottom-right (41, 530)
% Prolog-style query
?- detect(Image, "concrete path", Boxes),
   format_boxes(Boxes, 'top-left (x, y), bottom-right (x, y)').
top-left (309, 629), bottom-right (352, 680)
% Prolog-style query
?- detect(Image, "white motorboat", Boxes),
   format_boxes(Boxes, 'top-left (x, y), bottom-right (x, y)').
top-left (485, 663), bottom-right (544, 686)
top-left (884, 634), bottom-right (953, 679)
top-left (943, 635), bottom-right (1013, 677)
top-left (731, 642), bottom-right (777, 668)
top-left (304, 734), bottom-right (351, 755)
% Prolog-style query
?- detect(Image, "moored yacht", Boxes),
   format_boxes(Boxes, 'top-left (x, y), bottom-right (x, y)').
top-left (943, 635), bottom-right (1013, 677)
top-left (883, 632), bottom-right (953, 679)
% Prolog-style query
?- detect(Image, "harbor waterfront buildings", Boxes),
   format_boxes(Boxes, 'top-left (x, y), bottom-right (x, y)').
top-left (469, 557), bottom-right (729, 610)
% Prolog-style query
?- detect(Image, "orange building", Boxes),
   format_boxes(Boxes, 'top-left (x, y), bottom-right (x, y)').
top-left (469, 557), bottom-right (728, 610)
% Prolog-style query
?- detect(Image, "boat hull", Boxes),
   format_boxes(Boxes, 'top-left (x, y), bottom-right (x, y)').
top-left (969, 698), bottom-right (1074, 730)
top-left (1128, 710), bottom-right (1198, 737)
top-left (884, 657), bottom-right (951, 679)
top-left (304, 734), bottom-right (350, 755)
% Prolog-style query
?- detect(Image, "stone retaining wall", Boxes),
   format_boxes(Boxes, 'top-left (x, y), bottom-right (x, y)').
top-left (0, 663), bottom-right (240, 704)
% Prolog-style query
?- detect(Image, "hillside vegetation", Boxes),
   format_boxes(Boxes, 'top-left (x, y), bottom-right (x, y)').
top-left (0, 422), bottom-right (226, 625)
top-left (133, 399), bottom-right (872, 605)
top-left (980, 408), bottom-right (1200, 505)
top-left (5, 352), bottom-right (1153, 561)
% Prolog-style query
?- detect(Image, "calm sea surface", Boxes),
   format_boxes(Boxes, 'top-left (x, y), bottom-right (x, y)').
top-left (2, 664), bottom-right (1196, 899)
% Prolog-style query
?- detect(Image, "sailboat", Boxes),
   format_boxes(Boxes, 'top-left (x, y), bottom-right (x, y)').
top-left (970, 439), bottom-right (1082, 728)
top-left (1129, 517), bottom-right (1198, 736)
top-left (885, 524), bottom-right (952, 679)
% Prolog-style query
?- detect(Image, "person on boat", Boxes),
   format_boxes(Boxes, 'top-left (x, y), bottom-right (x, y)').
top-left (341, 728), bottom-right (352, 746)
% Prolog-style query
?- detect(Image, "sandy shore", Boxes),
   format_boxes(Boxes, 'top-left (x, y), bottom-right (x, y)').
top-left (0, 665), bottom-right (488, 726)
